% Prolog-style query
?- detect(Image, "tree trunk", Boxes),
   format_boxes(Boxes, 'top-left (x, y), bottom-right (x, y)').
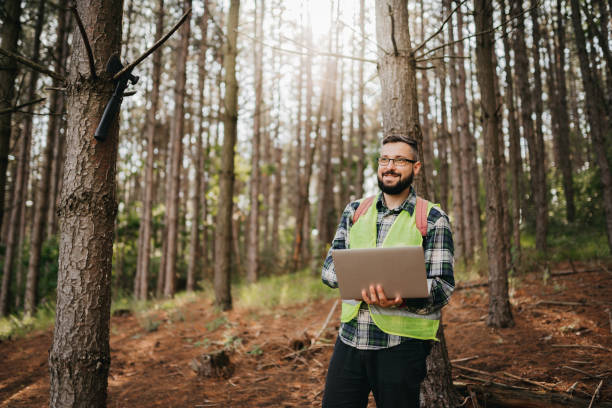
top-left (569, 0), bottom-right (612, 252)
top-left (163, 0), bottom-right (191, 298)
top-left (473, 0), bottom-right (514, 328)
top-left (444, 0), bottom-right (466, 261)
top-left (499, 0), bottom-right (522, 266)
top-left (455, 7), bottom-right (477, 259)
top-left (0, 0), bottom-right (22, 241)
top-left (136, 0), bottom-right (164, 300)
top-left (187, 3), bottom-right (209, 293)
top-left (0, 121), bottom-right (28, 317)
top-left (529, 0), bottom-right (549, 251)
top-left (247, 0), bottom-right (264, 283)
top-left (215, 0), bottom-right (240, 310)
top-left (291, 28), bottom-right (315, 272)
top-left (48, 0), bottom-right (123, 405)
top-left (552, 0), bottom-right (575, 223)
top-left (355, 0), bottom-right (366, 199)
top-left (25, 0), bottom-right (53, 315)
top-left (512, 0), bottom-right (548, 253)
top-left (374, 1), bottom-right (459, 405)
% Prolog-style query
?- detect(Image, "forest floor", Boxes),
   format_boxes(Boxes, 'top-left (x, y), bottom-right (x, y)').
top-left (1, 260), bottom-right (611, 407)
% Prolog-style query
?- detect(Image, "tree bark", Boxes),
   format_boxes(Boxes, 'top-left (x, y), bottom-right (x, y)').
top-left (215, 0), bottom-right (240, 310)
top-left (569, 0), bottom-right (612, 252)
top-left (0, 0), bottom-right (23, 242)
top-left (163, 0), bottom-right (191, 298)
top-left (49, 0), bottom-right (123, 405)
top-left (25, 0), bottom-right (52, 315)
top-left (375, 1), bottom-right (459, 405)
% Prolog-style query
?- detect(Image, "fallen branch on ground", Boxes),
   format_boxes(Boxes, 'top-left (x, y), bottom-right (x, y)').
top-left (454, 381), bottom-right (612, 408)
top-left (552, 344), bottom-right (610, 352)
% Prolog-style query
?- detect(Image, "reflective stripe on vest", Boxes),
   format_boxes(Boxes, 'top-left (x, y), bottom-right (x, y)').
top-left (341, 195), bottom-right (440, 341)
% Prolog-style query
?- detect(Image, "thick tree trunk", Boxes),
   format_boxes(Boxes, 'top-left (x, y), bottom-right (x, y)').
top-left (25, 0), bottom-right (52, 315)
top-left (375, 1), bottom-right (459, 405)
top-left (247, 0), bottom-right (264, 283)
top-left (569, 0), bottom-right (612, 252)
top-left (215, 0), bottom-right (240, 310)
top-left (0, 0), bottom-right (22, 241)
top-left (49, 0), bottom-right (123, 405)
top-left (436, 51), bottom-right (450, 213)
top-left (474, 0), bottom-right (514, 328)
top-left (163, 0), bottom-right (191, 298)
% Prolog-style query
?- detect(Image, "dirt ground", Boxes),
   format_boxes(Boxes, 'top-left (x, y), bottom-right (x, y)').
top-left (1, 260), bottom-right (610, 407)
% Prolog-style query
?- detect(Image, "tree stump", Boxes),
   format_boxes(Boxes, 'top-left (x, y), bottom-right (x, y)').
top-left (189, 350), bottom-right (234, 378)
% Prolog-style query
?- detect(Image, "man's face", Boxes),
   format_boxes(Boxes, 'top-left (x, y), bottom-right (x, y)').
top-left (377, 142), bottom-right (421, 195)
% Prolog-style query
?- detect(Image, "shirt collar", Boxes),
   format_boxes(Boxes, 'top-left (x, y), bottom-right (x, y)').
top-left (376, 187), bottom-right (417, 215)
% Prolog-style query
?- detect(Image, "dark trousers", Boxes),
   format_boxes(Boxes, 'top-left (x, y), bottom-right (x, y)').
top-left (322, 337), bottom-right (431, 408)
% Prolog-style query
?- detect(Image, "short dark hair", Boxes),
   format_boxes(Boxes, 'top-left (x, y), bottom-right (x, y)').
top-left (381, 134), bottom-right (419, 160)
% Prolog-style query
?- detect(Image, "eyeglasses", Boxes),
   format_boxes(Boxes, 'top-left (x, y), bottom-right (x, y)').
top-left (378, 157), bottom-right (417, 167)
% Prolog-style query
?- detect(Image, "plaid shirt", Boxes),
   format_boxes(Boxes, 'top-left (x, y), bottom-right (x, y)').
top-left (321, 188), bottom-right (455, 350)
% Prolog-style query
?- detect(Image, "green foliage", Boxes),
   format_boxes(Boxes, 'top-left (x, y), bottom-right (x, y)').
top-left (0, 299), bottom-right (55, 341)
top-left (235, 268), bottom-right (336, 309)
top-left (205, 316), bottom-right (229, 331)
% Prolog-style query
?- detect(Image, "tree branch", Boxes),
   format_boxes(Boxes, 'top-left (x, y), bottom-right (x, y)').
top-left (413, 0), bottom-right (468, 54)
top-left (70, 4), bottom-right (97, 79)
top-left (240, 30), bottom-right (377, 64)
top-left (113, 8), bottom-right (192, 81)
top-left (415, 3), bottom-right (538, 59)
top-left (388, 4), bottom-right (399, 56)
top-left (0, 97), bottom-right (46, 115)
top-left (0, 47), bottom-right (65, 82)
top-left (416, 55), bottom-right (471, 62)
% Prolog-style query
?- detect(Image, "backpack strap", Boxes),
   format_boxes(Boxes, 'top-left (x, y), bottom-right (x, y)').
top-left (352, 196), bottom-right (375, 225)
top-left (415, 196), bottom-right (428, 237)
top-left (352, 194), bottom-right (429, 237)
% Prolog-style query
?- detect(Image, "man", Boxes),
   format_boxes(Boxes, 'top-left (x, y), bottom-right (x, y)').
top-left (321, 134), bottom-right (455, 407)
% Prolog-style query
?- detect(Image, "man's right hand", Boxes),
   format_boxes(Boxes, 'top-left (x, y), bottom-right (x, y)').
top-left (361, 284), bottom-right (403, 308)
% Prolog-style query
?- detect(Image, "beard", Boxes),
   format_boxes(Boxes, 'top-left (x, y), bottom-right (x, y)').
top-left (377, 170), bottom-right (414, 195)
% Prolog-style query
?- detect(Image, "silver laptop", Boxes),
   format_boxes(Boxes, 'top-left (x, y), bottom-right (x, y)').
top-left (332, 246), bottom-right (429, 300)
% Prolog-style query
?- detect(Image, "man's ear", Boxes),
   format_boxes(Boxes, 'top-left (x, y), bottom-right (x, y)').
top-left (413, 161), bottom-right (422, 175)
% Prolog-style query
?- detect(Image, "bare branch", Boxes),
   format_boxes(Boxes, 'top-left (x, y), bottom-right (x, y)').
top-left (44, 86), bottom-right (66, 92)
top-left (113, 8), bottom-right (192, 81)
top-left (338, 18), bottom-right (386, 55)
top-left (0, 47), bottom-right (65, 82)
top-left (239, 30), bottom-right (377, 64)
top-left (416, 3), bottom-right (538, 59)
top-left (416, 65), bottom-right (436, 70)
top-left (0, 97), bottom-right (46, 115)
top-left (413, 0), bottom-right (468, 54)
top-left (388, 5), bottom-right (399, 56)
top-left (417, 55), bottom-right (471, 62)
top-left (70, 4), bottom-right (97, 79)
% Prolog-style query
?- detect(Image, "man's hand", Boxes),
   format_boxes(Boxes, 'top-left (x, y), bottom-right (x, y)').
top-left (361, 284), bottom-right (403, 308)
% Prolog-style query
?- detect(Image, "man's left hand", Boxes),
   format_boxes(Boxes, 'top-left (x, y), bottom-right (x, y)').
top-left (361, 284), bottom-right (403, 308)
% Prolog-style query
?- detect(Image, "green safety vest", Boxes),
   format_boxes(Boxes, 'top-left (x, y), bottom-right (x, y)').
top-left (340, 195), bottom-right (441, 341)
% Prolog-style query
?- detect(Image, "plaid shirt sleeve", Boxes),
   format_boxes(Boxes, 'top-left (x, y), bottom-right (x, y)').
top-left (321, 202), bottom-right (360, 288)
top-left (400, 206), bottom-right (455, 313)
